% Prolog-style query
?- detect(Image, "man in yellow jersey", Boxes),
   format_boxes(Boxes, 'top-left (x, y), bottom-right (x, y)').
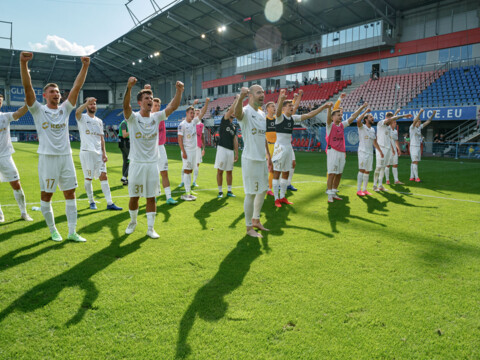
top-left (265, 101), bottom-right (277, 196)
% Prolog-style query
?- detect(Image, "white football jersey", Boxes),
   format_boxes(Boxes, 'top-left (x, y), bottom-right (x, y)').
top-left (409, 124), bottom-right (423, 147)
top-left (0, 112), bottom-right (17, 158)
top-left (238, 105), bottom-right (266, 161)
top-left (29, 100), bottom-right (74, 155)
top-left (390, 128), bottom-right (398, 142)
top-left (127, 110), bottom-right (166, 163)
top-left (178, 117), bottom-right (200, 152)
top-left (77, 113), bottom-right (104, 155)
top-left (357, 125), bottom-right (376, 154)
top-left (376, 120), bottom-right (392, 148)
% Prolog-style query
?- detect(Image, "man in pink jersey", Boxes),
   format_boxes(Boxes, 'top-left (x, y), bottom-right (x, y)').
top-left (193, 99), bottom-right (210, 187)
top-left (326, 103), bottom-right (368, 203)
top-left (153, 97), bottom-right (177, 205)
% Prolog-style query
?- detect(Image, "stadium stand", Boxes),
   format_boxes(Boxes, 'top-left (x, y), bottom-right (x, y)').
top-left (342, 71), bottom-right (446, 111)
top-left (408, 65), bottom-right (480, 108)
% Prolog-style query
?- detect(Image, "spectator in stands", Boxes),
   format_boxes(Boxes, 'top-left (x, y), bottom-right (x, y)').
top-left (357, 97), bottom-right (364, 106)
top-left (304, 77), bottom-right (308, 86)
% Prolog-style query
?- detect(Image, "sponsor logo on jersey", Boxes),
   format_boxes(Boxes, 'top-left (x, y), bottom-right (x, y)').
top-left (42, 122), bottom-right (49, 129)
top-left (135, 132), bottom-right (142, 139)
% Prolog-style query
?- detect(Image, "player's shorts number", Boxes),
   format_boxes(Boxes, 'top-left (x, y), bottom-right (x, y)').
top-left (46, 178), bottom-right (55, 189)
top-left (134, 184), bottom-right (143, 194)
top-left (254, 182), bottom-right (259, 192)
top-left (87, 170), bottom-right (92, 177)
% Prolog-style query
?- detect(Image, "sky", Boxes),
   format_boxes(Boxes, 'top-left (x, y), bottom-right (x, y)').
top-left (0, 0), bottom-right (177, 56)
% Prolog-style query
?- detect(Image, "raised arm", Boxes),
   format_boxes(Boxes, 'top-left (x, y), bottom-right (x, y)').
top-left (333, 92), bottom-right (346, 111)
top-left (393, 108), bottom-right (401, 116)
top-left (75, 97), bottom-right (96, 120)
top-left (292, 89), bottom-right (303, 114)
top-left (12, 105), bottom-right (28, 120)
top-left (225, 95), bottom-right (239, 119)
top-left (19, 52), bottom-right (36, 106)
top-left (300, 102), bottom-right (331, 121)
top-left (326, 103), bottom-right (333, 126)
top-left (165, 81), bottom-right (184, 117)
top-left (276, 89), bottom-right (286, 119)
top-left (68, 57), bottom-right (90, 106)
top-left (412, 108), bottom-right (424, 127)
top-left (123, 77), bottom-right (137, 120)
top-left (234, 87), bottom-right (248, 120)
top-left (347, 103), bottom-right (368, 125)
top-left (422, 110), bottom-right (436, 128)
top-left (356, 108), bottom-right (371, 128)
top-left (197, 98), bottom-right (210, 120)
top-left (390, 113), bottom-right (413, 123)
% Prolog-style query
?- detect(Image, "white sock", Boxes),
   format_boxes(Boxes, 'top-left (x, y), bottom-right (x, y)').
top-left (227, 185), bottom-right (232, 192)
top-left (40, 200), bottom-right (56, 232)
top-left (100, 180), bottom-right (113, 205)
top-left (392, 167), bottom-right (399, 182)
top-left (84, 179), bottom-right (94, 203)
top-left (332, 188), bottom-right (337, 194)
top-left (272, 179), bottom-right (280, 200)
top-left (181, 169), bottom-right (184, 183)
top-left (13, 189), bottom-right (26, 214)
top-left (218, 186), bottom-right (223, 193)
top-left (357, 172), bottom-right (363, 191)
top-left (288, 168), bottom-right (294, 185)
top-left (0, 204), bottom-right (2, 215)
top-left (373, 168), bottom-right (380, 186)
top-left (65, 199), bottom-right (77, 235)
top-left (164, 186), bottom-right (172, 199)
top-left (244, 194), bottom-right (255, 226)
top-left (193, 167), bottom-right (199, 183)
top-left (410, 164), bottom-right (414, 179)
top-left (146, 212), bottom-right (156, 230)
top-left (378, 168), bottom-right (385, 187)
top-left (129, 209), bottom-right (138, 223)
top-left (184, 173), bottom-right (191, 193)
top-left (253, 192), bottom-right (266, 220)
top-left (280, 178), bottom-right (288, 199)
top-left (385, 167), bottom-right (390, 182)
top-left (363, 174), bottom-right (369, 191)
top-left (413, 164), bottom-right (419, 179)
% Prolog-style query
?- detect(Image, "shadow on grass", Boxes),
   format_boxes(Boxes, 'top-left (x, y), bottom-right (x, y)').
top-left (0, 233), bottom-right (149, 327)
top-left (359, 195), bottom-right (389, 215)
top-left (156, 199), bottom-right (172, 223)
top-left (175, 235), bottom-right (262, 359)
top-left (327, 196), bottom-right (387, 233)
top-left (194, 196), bottom-right (228, 230)
top-left (77, 184), bottom-right (124, 200)
top-left (377, 190), bottom-right (437, 209)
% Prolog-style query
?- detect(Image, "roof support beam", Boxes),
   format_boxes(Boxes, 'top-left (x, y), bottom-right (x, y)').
top-left (364, 0), bottom-right (396, 28)
top-left (93, 56), bottom-right (148, 82)
top-left (106, 47), bottom-right (158, 76)
top-left (45, 56), bottom-right (57, 84)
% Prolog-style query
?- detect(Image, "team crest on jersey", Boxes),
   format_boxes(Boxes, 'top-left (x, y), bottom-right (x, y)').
top-left (42, 122), bottom-right (49, 129)
top-left (86, 129), bottom-right (90, 134)
top-left (135, 132), bottom-right (142, 139)
top-left (251, 128), bottom-right (257, 135)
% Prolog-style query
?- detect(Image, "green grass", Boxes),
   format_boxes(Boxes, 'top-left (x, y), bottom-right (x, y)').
top-left (1, 142), bottom-right (480, 359)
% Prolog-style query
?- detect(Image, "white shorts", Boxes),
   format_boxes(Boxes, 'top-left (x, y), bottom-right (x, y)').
top-left (182, 149), bottom-right (196, 171)
top-left (196, 147), bottom-right (203, 165)
top-left (241, 158), bottom-right (268, 195)
top-left (38, 154), bottom-right (78, 193)
top-left (80, 150), bottom-right (106, 179)
top-left (0, 155), bottom-right (20, 182)
top-left (128, 161), bottom-right (160, 198)
top-left (157, 144), bottom-right (168, 172)
top-left (358, 151), bottom-right (373, 172)
top-left (272, 143), bottom-right (293, 173)
top-left (410, 146), bottom-right (421, 162)
top-left (292, 151), bottom-right (296, 161)
top-left (389, 150), bottom-right (399, 166)
top-left (327, 148), bottom-right (346, 174)
top-left (376, 146), bottom-right (392, 168)
top-left (214, 146), bottom-right (234, 171)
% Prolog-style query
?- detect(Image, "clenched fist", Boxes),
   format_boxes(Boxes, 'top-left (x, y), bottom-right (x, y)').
top-left (20, 52), bottom-right (33, 63)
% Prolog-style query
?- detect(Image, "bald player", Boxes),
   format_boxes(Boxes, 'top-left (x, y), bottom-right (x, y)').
top-left (234, 85), bottom-right (272, 238)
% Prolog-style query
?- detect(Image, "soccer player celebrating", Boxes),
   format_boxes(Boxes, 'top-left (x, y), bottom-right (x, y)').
top-left (273, 89), bottom-right (330, 207)
top-left (409, 109), bottom-right (435, 182)
top-left (0, 96), bottom-right (32, 223)
top-left (265, 101), bottom-right (276, 196)
top-left (152, 96), bottom-right (177, 205)
top-left (214, 98), bottom-right (239, 198)
top-left (123, 77), bottom-right (183, 238)
top-left (75, 97), bottom-right (122, 211)
top-left (286, 89), bottom-right (304, 192)
top-left (20, 51), bottom-right (88, 242)
top-left (356, 110), bottom-right (383, 196)
top-left (234, 85), bottom-right (272, 238)
top-left (373, 111), bottom-right (412, 191)
top-left (193, 98), bottom-right (210, 187)
top-left (385, 118), bottom-right (403, 185)
top-left (326, 102), bottom-right (368, 203)
top-left (178, 104), bottom-right (202, 200)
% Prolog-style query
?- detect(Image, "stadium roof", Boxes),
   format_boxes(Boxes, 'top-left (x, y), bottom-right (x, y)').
top-left (0, 0), bottom-right (441, 86)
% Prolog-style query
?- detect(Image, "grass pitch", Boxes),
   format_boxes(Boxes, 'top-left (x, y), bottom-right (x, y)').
top-left (1, 142), bottom-right (479, 359)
